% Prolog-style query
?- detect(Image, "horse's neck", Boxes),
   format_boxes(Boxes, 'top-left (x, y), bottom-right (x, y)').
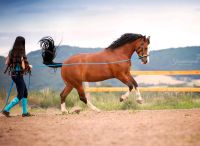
top-left (115, 43), bottom-right (136, 59)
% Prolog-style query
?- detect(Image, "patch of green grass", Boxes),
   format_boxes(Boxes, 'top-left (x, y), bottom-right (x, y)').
top-left (90, 92), bottom-right (200, 110)
top-left (137, 92), bottom-right (200, 110)
top-left (29, 89), bottom-right (60, 108)
top-left (0, 89), bottom-right (200, 111)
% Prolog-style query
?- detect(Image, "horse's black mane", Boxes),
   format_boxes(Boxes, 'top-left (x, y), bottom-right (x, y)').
top-left (107, 33), bottom-right (143, 50)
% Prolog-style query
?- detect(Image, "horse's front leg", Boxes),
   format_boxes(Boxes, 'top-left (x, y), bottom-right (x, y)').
top-left (128, 75), bottom-right (143, 104)
top-left (117, 73), bottom-right (143, 104)
top-left (117, 74), bottom-right (133, 102)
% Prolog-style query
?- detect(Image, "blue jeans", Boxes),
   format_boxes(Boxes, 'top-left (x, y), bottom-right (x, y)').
top-left (11, 75), bottom-right (28, 100)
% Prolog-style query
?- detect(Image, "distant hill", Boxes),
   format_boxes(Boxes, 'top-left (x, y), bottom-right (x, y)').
top-left (0, 46), bottom-right (200, 90)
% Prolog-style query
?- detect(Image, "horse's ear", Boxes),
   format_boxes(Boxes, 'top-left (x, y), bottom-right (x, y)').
top-left (147, 36), bottom-right (150, 44)
top-left (142, 35), bottom-right (146, 41)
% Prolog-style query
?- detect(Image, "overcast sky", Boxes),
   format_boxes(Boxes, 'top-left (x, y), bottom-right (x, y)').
top-left (0, 0), bottom-right (200, 56)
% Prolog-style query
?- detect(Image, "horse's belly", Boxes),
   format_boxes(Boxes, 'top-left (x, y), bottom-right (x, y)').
top-left (84, 74), bottom-right (113, 82)
top-left (84, 68), bottom-right (113, 82)
top-left (61, 65), bottom-right (114, 83)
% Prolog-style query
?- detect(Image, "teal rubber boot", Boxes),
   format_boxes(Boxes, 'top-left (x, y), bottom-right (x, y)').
top-left (4, 97), bottom-right (20, 112)
top-left (21, 98), bottom-right (28, 114)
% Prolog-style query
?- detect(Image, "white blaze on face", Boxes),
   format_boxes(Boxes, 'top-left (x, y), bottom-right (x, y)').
top-left (147, 47), bottom-right (150, 63)
top-left (147, 55), bottom-right (150, 63)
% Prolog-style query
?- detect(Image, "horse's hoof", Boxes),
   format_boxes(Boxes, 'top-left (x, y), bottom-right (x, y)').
top-left (91, 107), bottom-right (101, 112)
top-left (120, 95), bottom-right (127, 102)
top-left (61, 111), bottom-right (69, 115)
top-left (120, 97), bottom-right (124, 102)
top-left (87, 100), bottom-right (101, 112)
top-left (69, 106), bottom-right (81, 114)
top-left (136, 99), bottom-right (144, 104)
top-left (93, 108), bottom-right (101, 112)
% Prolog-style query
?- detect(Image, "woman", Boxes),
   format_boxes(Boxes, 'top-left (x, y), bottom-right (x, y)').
top-left (2, 36), bottom-right (32, 117)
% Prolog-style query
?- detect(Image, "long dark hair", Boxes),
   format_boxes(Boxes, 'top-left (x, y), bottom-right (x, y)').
top-left (5, 36), bottom-right (31, 74)
top-left (10, 36), bottom-right (26, 60)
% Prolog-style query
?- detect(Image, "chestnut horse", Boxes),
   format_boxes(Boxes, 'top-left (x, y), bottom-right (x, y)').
top-left (39, 33), bottom-right (150, 112)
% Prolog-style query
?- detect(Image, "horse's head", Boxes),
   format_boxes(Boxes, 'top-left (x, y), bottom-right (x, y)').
top-left (135, 36), bottom-right (150, 64)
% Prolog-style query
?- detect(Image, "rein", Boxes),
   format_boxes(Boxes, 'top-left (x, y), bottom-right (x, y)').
top-left (32, 59), bottom-right (131, 68)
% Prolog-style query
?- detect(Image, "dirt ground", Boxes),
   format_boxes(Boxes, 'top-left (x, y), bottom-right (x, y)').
top-left (0, 109), bottom-right (200, 146)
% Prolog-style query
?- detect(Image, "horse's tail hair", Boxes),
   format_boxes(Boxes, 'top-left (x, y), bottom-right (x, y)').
top-left (39, 36), bottom-right (62, 68)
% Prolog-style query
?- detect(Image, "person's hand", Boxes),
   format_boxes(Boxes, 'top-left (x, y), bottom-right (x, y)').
top-left (29, 65), bottom-right (32, 69)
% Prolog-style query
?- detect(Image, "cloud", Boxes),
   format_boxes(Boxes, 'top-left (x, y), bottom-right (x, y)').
top-left (195, 8), bottom-right (200, 12)
top-left (0, 0), bottom-right (200, 56)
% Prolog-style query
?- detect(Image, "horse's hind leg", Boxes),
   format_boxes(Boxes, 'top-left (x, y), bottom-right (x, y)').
top-left (60, 84), bottom-right (73, 112)
top-left (76, 84), bottom-right (100, 112)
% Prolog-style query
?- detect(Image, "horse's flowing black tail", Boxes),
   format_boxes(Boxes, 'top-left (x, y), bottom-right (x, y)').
top-left (39, 36), bottom-right (62, 68)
